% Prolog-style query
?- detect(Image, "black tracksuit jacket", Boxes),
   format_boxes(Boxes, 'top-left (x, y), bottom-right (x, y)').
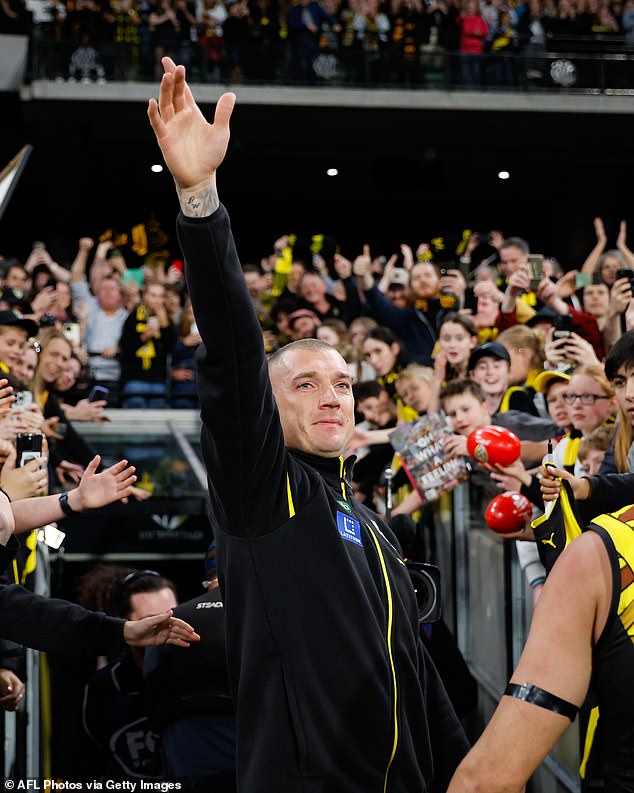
top-left (179, 206), bottom-right (469, 793)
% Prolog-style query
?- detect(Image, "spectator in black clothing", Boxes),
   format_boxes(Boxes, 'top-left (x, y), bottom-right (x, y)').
top-left (119, 281), bottom-right (177, 408)
top-left (170, 296), bottom-right (201, 408)
top-left (144, 549), bottom-right (236, 792)
top-left (82, 568), bottom-right (180, 781)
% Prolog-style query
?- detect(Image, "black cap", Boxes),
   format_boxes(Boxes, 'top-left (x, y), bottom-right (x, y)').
top-left (468, 341), bottom-right (510, 371)
top-left (526, 306), bottom-right (558, 328)
top-left (0, 310), bottom-right (38, 338)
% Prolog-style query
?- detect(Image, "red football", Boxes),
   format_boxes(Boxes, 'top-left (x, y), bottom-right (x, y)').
top-left (485, 491), bottom-right (533, 534)
top-left (466, 425), bottom-right (521, 467)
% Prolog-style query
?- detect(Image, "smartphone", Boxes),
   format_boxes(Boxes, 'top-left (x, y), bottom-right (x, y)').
top-left (16, 432), bottom-right (43, 468)
top-left (527, 254), bottom-right (544, 290)
top-left (552, 313), bottom-right (573, 342)
top-left (616, 268), bottom-right (634, 286)
top-left (12, 391), bottom-right (33, 410)
top-left (575, 273), bottom-right (592, 288)
top-left (88, 385), bottom-right (110, 403)
top-left (63, 322), bottom-right (81, 347)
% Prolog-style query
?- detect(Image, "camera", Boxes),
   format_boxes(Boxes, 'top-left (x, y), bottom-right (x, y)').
top-left (406, 561), bottom-right (442, 623)
top-left (477, 232), bottom-right (491, 245)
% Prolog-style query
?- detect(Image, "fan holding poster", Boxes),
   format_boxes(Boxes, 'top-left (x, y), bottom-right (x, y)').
top-left (388, 411), bottom-right (471, 505)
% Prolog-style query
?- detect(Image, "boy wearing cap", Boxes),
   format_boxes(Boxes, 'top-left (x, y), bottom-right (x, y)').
top-left (468, 341), bottom-right (538, 417)
top-left (0, 311), bottom-right (39, 374)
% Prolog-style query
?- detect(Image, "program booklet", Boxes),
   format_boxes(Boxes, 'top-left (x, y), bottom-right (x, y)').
top-left (388, 412), bottom-right (470, 504)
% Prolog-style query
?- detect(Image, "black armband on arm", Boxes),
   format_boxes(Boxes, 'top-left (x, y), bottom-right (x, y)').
top-left (504, 682), bottom-right (578, 721)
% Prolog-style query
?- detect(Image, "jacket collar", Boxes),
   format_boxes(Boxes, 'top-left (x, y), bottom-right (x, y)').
top-left (289, 449), bottom-right (356, 494)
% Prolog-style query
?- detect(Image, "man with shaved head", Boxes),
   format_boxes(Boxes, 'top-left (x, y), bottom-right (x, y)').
top-left (148, 58), bottom-right (468, 793)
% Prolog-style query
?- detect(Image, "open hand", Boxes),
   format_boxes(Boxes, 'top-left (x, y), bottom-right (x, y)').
top-left (147, 58), bottom-right (236, 192)
top-left (123, 610), bottom-right (201, 647)
top-left (74, 455), bottom-right (137, 509)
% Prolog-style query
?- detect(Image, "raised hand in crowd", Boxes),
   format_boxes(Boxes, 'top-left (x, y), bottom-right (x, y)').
top-left (554, 269), bottom-right (578, 299)
top-left (400, 243), bottom-right (415, 271)
top-left (439, 268), bottom-right (467, 303)
top-left (333, 253), bottom-right (353, 281)
top-left (500, 268), bottom-right (531, 312)
top-left (580, 216), bottom-right (608, 278)
top-left (30, 286), bottom-right (58, 321)
top-left (543, 327), bottom-right (569, 367)
top-left (377, 253), bottom-right (398, 292)
top-left (353, 244), bottom-right (374, 290)
top-left (609, 274), bottom-right (633, 317)
top-left (55, 459), bottom-right (85, 489)
top-left (0, 449), bottom-right (49, 501)
top-left (0, 380), bottom-right (15, 417)
top-left (0, 668), bottom-right (25, 712)
top-left (473, 278), bottom-right (504, 305)
top-left (616, 219), bottom-right (634, 268)
top-left (560, 332), bottom-right (601, 367)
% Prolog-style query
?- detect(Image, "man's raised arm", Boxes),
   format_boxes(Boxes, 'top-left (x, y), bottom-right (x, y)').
top-left (148, 59), bottom-right (287, 537)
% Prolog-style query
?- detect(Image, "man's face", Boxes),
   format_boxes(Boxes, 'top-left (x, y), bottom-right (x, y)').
top-left (609, 363), bottom-right (634, 420)
top-left (269, 347), bottom-right (355, 457)
top-left (0, 327), bottom-right (28, 369)
top-left (443, 392), bottom-right (491, 436)
top-left (409, 263), bottom-right (439, 299)
top-left (499, 245), bottom-right (528, 278)
top-left (582, 284), bottom-right (610, 318)
top-left (387, 284), bottom-right (409, 308)
top-left (97, 279), bottom-right (122, 312)
top-left (357, 391), bottom-right (394, 427)
top-left (300, 274), bottom-right (326, 304)
top-left (127, 587), bottom-right (178, 667)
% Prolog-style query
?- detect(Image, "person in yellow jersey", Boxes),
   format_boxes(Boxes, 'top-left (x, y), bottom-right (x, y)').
top-left (448, 462), bottom-right (634, 793)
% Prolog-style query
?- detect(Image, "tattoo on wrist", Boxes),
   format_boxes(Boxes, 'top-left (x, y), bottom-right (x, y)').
top-left (177, 182), bottom-right (219, 218)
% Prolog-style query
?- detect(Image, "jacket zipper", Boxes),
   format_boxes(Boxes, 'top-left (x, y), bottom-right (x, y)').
top-left (339, 457), bottom-right (399, 792)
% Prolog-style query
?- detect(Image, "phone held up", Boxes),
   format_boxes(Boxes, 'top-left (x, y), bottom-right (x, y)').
top-left (527, 254), bottom-right (544, 291)
top-left (16, 432), bottom-right (43, 468)
top-left (88, 385), bottom-right (110, 403)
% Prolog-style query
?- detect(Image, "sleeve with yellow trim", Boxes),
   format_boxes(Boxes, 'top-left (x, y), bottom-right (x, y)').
top-left (179, 208), bottom-right (313, 537)
top-left (530, 476), bottom-right (584, 573)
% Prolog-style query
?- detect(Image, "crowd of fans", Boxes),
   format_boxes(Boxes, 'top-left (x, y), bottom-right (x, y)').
top-left (2, 211), bottom-right (634, 784)
top-left (2, 0), bottom-right (633, 86)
